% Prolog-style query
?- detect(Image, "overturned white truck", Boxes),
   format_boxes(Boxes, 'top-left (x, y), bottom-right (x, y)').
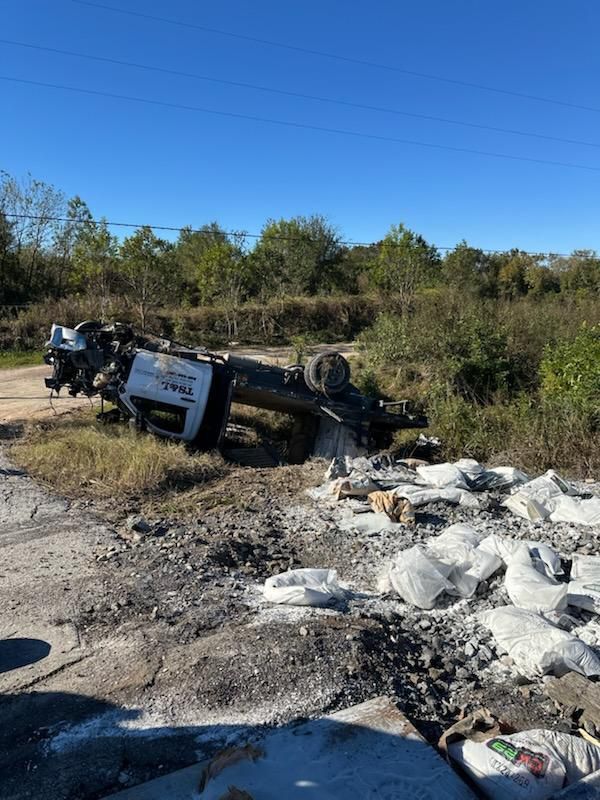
top-left (44, 322), bottom-right (427, 462)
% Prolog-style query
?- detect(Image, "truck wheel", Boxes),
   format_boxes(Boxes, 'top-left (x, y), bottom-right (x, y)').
top-left (74, 320), bottom-right (103, 333)
top-left (304, 352), bottom-right (351, 395)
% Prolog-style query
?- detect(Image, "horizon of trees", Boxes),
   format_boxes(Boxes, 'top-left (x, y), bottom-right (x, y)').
top-left (2, 170), bottom-right (599, 326)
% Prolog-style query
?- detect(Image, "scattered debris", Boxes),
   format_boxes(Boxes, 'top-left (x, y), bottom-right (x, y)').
top-left (504, 470), bottom-right (600, 526)
top-left (367, 491), bottom-right (415, 523)
top-left (438, 708), bottom-right (508, 755)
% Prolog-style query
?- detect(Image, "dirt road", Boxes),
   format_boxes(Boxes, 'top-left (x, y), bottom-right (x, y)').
top-left (0, 343), bottom-right (355, 424)
top-left (0, 364), bottom-right (97, 424)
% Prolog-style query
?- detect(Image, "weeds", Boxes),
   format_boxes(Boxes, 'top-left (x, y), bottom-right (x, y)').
top-left (0, 350), bottom-right (43, 369)
top-left (12, 412), bottom-right (227, 498)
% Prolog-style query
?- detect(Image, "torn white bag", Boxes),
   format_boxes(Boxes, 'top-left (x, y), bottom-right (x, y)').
top-left (502, 493), bottom-right (550, 522)
top-left (504, 545), bottom-right (568, 613)
top-left (548, 495), bottom-right (600, 527)
top-left (571, 553), bottom-right (600, 581)
top-left (480, 605), bottom-right (600, 679)
top-left (383, 546), bottom-right (453, 610)
top-left (568, 579), bottom-right (600, 614)
top-left (394, 484), bottom-right (480, 509)
top-left (263, 568), bottom-right (346, 607)
top-left (428, 524), bottom-right (502, 598)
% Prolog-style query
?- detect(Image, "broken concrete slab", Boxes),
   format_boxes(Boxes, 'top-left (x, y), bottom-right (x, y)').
top-left (545, 672), bottom-right (600, 729)
top-left (103, 697), bottom-right (476, 799)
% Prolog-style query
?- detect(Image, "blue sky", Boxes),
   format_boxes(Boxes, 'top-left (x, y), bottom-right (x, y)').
top-left (1, 0), bottom-right (599, 252)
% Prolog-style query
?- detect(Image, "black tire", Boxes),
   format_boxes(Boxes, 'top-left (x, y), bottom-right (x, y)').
top-left (74, 320), bottom-right (103, 333)
top-left (304, 352), bottom-right (351, 395)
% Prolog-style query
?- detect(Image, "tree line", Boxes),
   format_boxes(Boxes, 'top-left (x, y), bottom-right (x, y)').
top-left (1, 170), bottom-right (599, 330)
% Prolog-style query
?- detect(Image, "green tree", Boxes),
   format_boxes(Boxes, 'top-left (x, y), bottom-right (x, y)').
top-left (540, 324), bottom-right (600, 410)
top-left (554, 250), bottom-right (600, 293)
top-left (525, 263), bottom-right (560, 296)
top-left (497, 251), bottom-right (536, 298)
top-left (0, 210), bottom-right (16, 303)
top-left (52, 196), bottom-right (93, 296)
top-left (249, 215), bottom-right (342, 297)
top-left (175, 222), bottom-right (230, 302)
top-left (0, 170), bottom-right (66, 300)
top-left (369, 223), bottom-right (440, 312)
top-left (442, 241), bottom-right (488, 295)
top-left (72, 218), bottom-right (118, 316)
top-left (118, 227), bottom-right (173, 331)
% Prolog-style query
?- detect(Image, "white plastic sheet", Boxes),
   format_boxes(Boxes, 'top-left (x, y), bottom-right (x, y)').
top-left (502, 493), bottom-right (551, 522)
top-left (548, 495), bottom-right (600, 526)
top-left (568, 579), bottom-right (600, 614)
top-left (478, 535), bottom-right (562, 578)
top-left (503, 470), bottom-right (600, 526)
top-left (328, 473), bottom-right (379, 499)
top-left (567, 553), bottom-right (600, 613)
top-left (448, 729), bottom-right (600, 800)
top-left (475, 466), bottom-right (529, 491)
top-left (480, 605), bottom-right (600, 679)
top-left (528, 542), bottom-right (563, 578)
top-left (263, 568), bottom-right (346, 607)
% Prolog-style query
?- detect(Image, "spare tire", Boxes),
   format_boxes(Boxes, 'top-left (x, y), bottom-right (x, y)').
top-left (304, 352), bottom-right (351, 395)
top-left (74, 320), bottom-right (103, 333)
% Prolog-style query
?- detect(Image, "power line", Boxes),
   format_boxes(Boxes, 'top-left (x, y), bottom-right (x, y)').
top-left (2, 212), bottom-right (583, 258)
top-left (72, 0), bottom-right (600, 116)
top-left (2, 37), bottom-right (599, 150)
top-left (3, 74), bottom-right (600, 173)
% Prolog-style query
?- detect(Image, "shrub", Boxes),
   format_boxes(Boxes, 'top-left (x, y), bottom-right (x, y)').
top-left (540, 324), bottom-right (600, 410)
top-left (359, 298), bottom-right (513, 402)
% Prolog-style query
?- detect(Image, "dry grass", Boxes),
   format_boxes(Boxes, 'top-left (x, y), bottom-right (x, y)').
top-left (12, 411), bottom-right (227, 498)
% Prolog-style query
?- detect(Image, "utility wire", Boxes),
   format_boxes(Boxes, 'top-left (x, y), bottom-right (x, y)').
top-left (2, 212), bottom-right (583, 258)
top-left (72, 0), bottom-right (600, 116)
top-left (2, 37), bottom-right (599, 150)
top-left (2, 74), bottom-right (600, 173)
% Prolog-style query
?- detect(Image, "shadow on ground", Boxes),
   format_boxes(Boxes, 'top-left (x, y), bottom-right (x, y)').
top-left (0, 638), bottom-right (51, 673)
top-left (0, 689), bottom-right (478, 800)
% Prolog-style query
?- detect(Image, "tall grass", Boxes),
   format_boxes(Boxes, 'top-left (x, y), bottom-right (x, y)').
top-left (0, 350), bottom-right (43, 369)
top-left (12, 415), bottom-right (227, 497)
